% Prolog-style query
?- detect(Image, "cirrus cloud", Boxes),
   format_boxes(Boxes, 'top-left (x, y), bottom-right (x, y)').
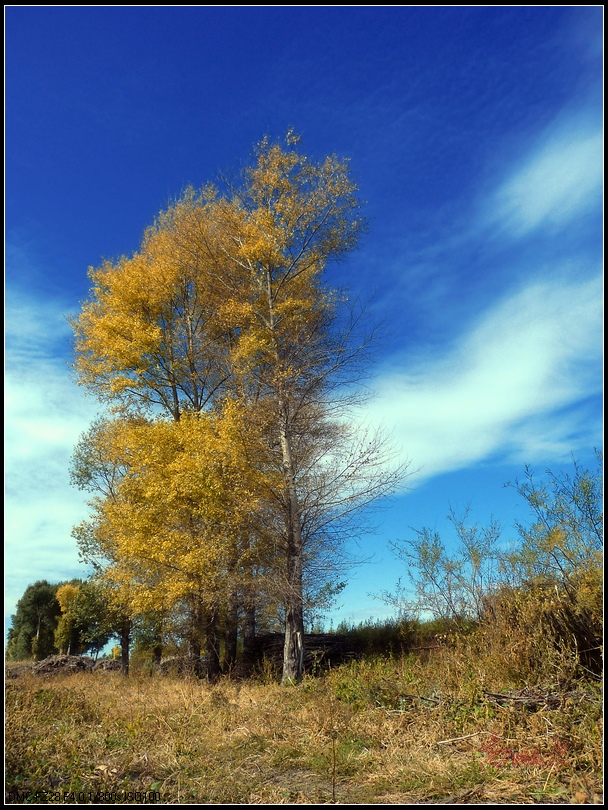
top-left (370, 268), bottom-right (602, 484)
top-left (491, 119), bottom-right (602, 236)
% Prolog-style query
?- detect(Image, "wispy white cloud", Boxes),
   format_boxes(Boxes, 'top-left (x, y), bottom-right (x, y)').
top-left (490, 120), bottom-right (603, 236)
top-left (370, 269), bottom-right (603, 484)
top-left (4, 288), bottom-right (100, 624)
top-left (5, 288), bottom-right (73, 367)
top-left (362, 106), bottom-right (603, 490)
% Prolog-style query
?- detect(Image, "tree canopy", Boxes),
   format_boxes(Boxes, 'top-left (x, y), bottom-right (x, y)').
top-left (70, 133), bottom-right (406, 681)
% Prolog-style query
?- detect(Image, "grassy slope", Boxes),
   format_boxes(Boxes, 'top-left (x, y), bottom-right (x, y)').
top-left (5, 653), bottom-right (603, 805)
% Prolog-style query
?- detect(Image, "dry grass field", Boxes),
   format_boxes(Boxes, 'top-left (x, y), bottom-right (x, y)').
top-left (5, 649), bottom-right (603, 805)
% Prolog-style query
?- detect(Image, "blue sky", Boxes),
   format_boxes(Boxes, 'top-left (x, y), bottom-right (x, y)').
top-left (5, 6), bottom-right (603, 636)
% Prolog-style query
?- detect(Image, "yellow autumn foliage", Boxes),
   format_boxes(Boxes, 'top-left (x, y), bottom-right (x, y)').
top-left (71, 133), bottom-right (376, 677)
top-left (55, 584), bottom-right (80, 614)
top-left (84, 402), bottom-right (278, 617)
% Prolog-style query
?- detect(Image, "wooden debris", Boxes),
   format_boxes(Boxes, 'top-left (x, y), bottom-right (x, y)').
top-left (31, 654), bottom-right (95, 676)
top-left (482, 687), bottom-right (595, 711)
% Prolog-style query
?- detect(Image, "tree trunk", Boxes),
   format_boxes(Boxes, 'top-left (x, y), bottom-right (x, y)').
top-left (152, 625), bottom-right (163, 667)
top-left (279, 418), bottom-right (306, 684)
top-left (223, 589), bottom-right (239, 673)
top-left (282, 544), bottom-right (305, 683)
top-left (205, 610), bottom-right (221, 681)
top-left (187, 597), bottom-right (203, 660)
top-left (241, 588), bottom-right (257, 676)
top-left (265, 266), bottom-right (306, 684)
top-left (120, 618), bottom-right (131, 676)
top-left (33, 613), bottom-right (43, 660)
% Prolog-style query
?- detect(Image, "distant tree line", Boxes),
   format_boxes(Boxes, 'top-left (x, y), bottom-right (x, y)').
top-left (6, 578), bottom-right (112, 663)
top-left (5, 574), bottom-right (346, 675)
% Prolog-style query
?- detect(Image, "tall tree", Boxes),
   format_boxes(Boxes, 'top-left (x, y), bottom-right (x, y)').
top-left (209, 134), bottom-right (406, 680)
top-left (71, 133), bottom-right (406, 682)
top-left (52, 579), bottom-right (114, 658)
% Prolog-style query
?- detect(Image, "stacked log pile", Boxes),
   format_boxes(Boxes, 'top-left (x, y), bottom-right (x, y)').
top-left (252, 633), bottom-right (364, 674)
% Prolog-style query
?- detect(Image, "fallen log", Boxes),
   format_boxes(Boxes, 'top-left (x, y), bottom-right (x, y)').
top-left (482, 687), bottom-right (595, 711)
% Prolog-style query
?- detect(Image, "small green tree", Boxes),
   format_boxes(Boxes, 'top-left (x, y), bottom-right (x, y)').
top-left (64, 579), bottom-right (115, 658)
top-left (6, 581), bottom-right (62, 660)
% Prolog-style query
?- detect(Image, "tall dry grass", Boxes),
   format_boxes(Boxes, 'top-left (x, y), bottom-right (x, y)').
top-left (5, 640), bottom-right (602, 805)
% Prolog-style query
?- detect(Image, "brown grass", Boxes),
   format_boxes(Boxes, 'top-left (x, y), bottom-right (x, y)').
top-left (5, 652), bottom-right (603, 804)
